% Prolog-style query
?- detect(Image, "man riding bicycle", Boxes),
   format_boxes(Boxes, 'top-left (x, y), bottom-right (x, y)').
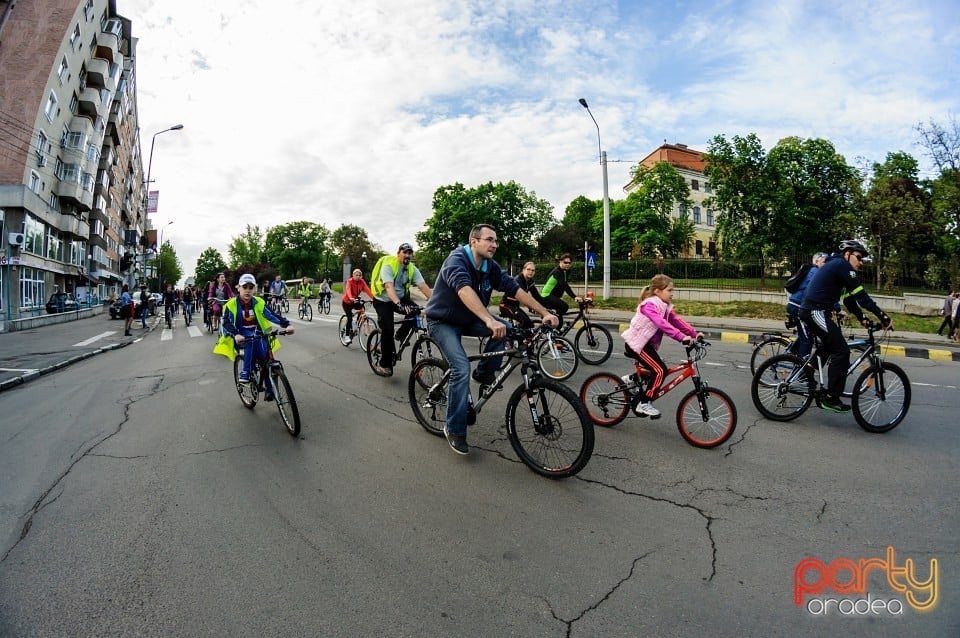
top-left (372, 243), bottom-right (433, 376)
top-left (268, 275), bottom-right (287, 306)
top-left (215, 273), bottom-right (294, 399)
top-left (798, 239), bottom-right (893, 413)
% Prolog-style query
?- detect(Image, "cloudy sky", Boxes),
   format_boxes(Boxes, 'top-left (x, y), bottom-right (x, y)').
top-left (119, 0), bottom-right (959, 281)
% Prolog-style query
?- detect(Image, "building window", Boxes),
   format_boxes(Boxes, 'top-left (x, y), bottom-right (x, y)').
top-left (62, 163), bottom-right (82, 183)
top-left (69, 93), bottom-right (78, 115)
top-left (86, 143), bottom-right (100, 164)
top-left (695, 240), bottom-right (703, 256)
top-left (704, 182), bottom-right (711, 194)
top-left (693, 206), bottom-right (701, 224)
top-left (29, 171), bottom-right (41, 194)
top-left (47, 228), bottom-right (64, 262)
top-left (708, 242), bottom-right (717, 258)
top-left (23, 215), bottom-right (46, 256)
top-left (58, 56), bottom-right (69, 84)
top-left (691, 179), bottom-right (700, 191)
top-left (64, 130), bottom-right (85, 150)
top-left (84, 0), bottom-right (95, 21)
top-left (44, 91), bottom-right (58, 122)
top-left (706, 208), bottom-right (714, 226)
top-left (19, 267), bottom-right (46, 310)
top-left (679, 203), bottom-right (687, 218)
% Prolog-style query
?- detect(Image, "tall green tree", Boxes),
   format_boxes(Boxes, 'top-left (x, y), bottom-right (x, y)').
top-left (416, 181), bottom-right (556, 271)
top-left (624, 161), bottom-right (694, 257)
top-left (263, 221), bottom-right (329, 279)
top-left (151, 241), bottom-right (183, 289)
top-left (330, 224), bottom-right (378, 277)
top-left (195, 247), bottom-right (228, 288)
top-left (703, 133), bottom-right (780, 274)
top-left (228, 224), bottom-right (266, 268)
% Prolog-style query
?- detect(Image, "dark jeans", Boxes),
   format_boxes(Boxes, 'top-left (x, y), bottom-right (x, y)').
top-left (937, 315), bottom-right (953, 336)
top-left (540, 295), bottom-right (568, 320)
top-left (373, 297), bottom-right (413, 366)
top-left (799, 308), bottom-right (848, 399)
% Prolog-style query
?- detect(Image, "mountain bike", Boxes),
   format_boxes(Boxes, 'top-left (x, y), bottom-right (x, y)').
top-left (556, 297), bottom-right (613, 365)
top-left (317, 292), bottom-right (331, 315)
top-left (409, 324), bottom-right (594, 479)
top-left (366, 305), bottom-right (441, 376)
top-left (751, 322), bottom-right (910, 433)
top-left (750, 311), bottom-right (860, 375)
top-left (232, 328), bottom-right (300, 437)
top-left (338, 300), bottom-right (377, 346)
top-left (479, 325), bottom-right (578, 381)
top-left (266, 294), bottom-right (287, 317)
top-left (579, 339), bottom-right (737, 449)
top-left (297, 296), bottom-right (313, 322)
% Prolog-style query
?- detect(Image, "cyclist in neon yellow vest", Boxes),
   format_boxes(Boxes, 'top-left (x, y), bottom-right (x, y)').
top-left (371, 243), bottom-right (433, 376)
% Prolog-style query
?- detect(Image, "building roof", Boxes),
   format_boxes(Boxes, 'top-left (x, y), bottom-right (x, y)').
top-left (638, 143), bottom-right (707, 173)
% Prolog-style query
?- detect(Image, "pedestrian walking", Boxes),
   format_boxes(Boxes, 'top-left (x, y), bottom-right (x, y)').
top-left (937, 291), bottom-right (954, 337)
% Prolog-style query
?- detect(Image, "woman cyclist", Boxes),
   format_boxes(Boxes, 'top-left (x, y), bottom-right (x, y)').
top-left (207, 272), bottom-right (234, 332)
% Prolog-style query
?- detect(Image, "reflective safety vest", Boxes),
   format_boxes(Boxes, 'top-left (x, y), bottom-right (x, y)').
top-left (212, 296), bottom-right (282, 361)
top-left (370, 255), bottom-right (415, 298)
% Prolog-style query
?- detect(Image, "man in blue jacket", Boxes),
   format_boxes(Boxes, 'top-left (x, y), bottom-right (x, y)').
top-left (426, 224), bottom-right (558, 456)
top-left (786, 252), bottom-right (828, 357)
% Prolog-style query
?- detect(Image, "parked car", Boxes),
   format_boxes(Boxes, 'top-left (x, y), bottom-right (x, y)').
top-left (45, 292), bottom-right (79, 314)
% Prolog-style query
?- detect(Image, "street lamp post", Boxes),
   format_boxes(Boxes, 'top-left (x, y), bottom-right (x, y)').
top-left (578, 98), bottom-right (611, 300)
top-left (144, 124), bottom-right (183, 290)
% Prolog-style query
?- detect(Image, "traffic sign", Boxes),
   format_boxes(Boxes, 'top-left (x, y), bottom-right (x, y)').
top-left (586, 251), bottom-right (597, 269)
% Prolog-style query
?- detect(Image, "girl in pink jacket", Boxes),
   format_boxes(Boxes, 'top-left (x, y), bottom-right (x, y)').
top-left (621, 275), bottom-right (703, 417)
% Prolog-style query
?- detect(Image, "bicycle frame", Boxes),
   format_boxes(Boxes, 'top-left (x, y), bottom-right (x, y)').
top-left (557, 299), bottom-right (592, 336)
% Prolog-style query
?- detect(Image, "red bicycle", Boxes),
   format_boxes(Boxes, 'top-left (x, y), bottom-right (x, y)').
top-left (578, 339), bottom-right (737, 448)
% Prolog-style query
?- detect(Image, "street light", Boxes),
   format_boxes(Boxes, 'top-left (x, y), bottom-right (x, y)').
top-left (145, 124), bottom-right (184, 189)
top-left (578, 98), bottom-right (611, 300)
top-left (157, 220), bottom-right (173, 290)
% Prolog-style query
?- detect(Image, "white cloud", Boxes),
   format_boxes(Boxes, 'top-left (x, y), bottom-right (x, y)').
top-left (120, 0), bottom-right (959, 281)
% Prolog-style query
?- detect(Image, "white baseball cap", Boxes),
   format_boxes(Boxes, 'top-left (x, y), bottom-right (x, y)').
top-left (238, 274), bottom-right (257, 286)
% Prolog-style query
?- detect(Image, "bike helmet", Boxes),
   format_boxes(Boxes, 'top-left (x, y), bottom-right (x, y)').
top-left (838, 239), bottom-right (870, 258)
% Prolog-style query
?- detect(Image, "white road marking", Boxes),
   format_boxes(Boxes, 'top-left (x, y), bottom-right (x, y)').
top-left (73, 331), bottom-right (117, 347)
top-left (161, 329), bottom-right (174, 341)
top-left (187, 325), bottom-right (204, 338)
top-left (0, 368), bottom-right (39, 374)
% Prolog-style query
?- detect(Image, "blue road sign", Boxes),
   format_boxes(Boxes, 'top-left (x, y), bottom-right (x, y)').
top-left (586, 251), bottom-right (597, 269)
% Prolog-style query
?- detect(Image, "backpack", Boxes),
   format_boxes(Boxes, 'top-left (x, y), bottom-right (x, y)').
top-left (784, 262), bottom-right (813, 294)
top-left (370, 256), bottom-right (414, 298)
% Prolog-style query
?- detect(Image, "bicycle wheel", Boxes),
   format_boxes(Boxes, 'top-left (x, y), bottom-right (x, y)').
top-left (366, 329), bottom-right (391, 376)
top-left (322, 296), bottom-right (331, 314)
top-left (358, 316), bottom-right (377, 341)
top-left (851, 362), bottom-right (910, 433)
top-left (749, 336), bottom-right (792, 375)
top-left (270, 365), bottom-right (301, 437)
top-left (536, 335), bottom-right (579, 381)
top-left (408, 357), bottom-right (448, 436)
top-left (233, 356), bottom-right (258, 409)
top-left (410, 334), bottom-right (442, 367)
top-left (338, 315), bottom-right (352, 346)
top-left (676, 387), bottom-right (737, 448)
top-left (281, 298), bottom-right (290, 313)
top-left (302, 302), bottom-right (313, 321)
top-left (579, 372), bottom-right (632, 426)
top-left (750, 354), bottom-right (814, 421)
top-left (506, 378), bottom-right (594, 479)
top-left (574, 324), bottom-right (613, 365)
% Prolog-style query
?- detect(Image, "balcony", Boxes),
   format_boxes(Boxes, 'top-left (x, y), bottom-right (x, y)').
top-left (95, 31), bottom-right (119, 63)
top-left (77, 86), bottom-right (101, 118)
top-left (108, 100), bottom-right (124, 129)
top-left (85, 57), bottom-right (109, 89)
top-left (69, 114), bottom-right (95, 139)
top-left (57, 178), bottom-right (94, 210)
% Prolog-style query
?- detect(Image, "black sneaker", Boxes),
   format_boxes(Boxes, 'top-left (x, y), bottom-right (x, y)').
top-left (444, 428), bottom-right (469, 455)
top-left (819, 394), bottom-right (850, 413)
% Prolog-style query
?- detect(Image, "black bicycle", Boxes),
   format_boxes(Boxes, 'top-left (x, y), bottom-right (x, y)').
top-left (409, 324), bottom-right (594, 479)
top-left (556, 297), bottom-right (613, 364)
top-left (297, 296), bottom-right (313, 322)
top-left (232, 329), bottom-right (300, 437)
top-left (750, 311), bottom-right (861, 375)
top-left (751, 322), bottom-right (910, 433)
top-left (366, 305), bottom-right (440, 376)
top-left (317, 292), bottom-right (331, 315)
top-left (338, 300), bottom-right (377, 346)
top-left (183, 301), bottom-right (193, 327)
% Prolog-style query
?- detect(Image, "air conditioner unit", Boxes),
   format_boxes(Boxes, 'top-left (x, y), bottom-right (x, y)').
top-left (8, 232), bottom-right (25, 247)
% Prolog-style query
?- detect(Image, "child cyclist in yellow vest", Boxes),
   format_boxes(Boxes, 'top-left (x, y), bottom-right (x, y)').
top-left (214, 273), bottom-right (294, 396)
top-left (621, 275), bottom-right (703, 418)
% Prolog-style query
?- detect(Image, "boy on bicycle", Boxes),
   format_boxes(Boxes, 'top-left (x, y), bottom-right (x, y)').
top-left (799, 239), bottom-right (892, 413)
top-left (215, 274), bottom-right (294, 397)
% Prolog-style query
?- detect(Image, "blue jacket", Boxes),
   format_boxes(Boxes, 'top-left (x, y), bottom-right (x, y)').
top-left (787, 265), bottom-right (820, 313)
top-left (426, 245), bottom-right (520, 326)
top-left (800, 254), bottom-right (888, 324)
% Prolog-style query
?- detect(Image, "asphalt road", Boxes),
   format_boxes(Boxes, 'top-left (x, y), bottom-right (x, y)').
top-left (0, 309), bottom-right (957, 636)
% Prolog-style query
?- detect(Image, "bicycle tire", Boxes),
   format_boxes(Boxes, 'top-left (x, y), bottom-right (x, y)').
top-left (749, 336), bottom-right (792, 375)
top-left (579, 372), bottom-right (632, 426)
top-left (536, 335), bottom-right (578, 381)
top-left (271, 365), bottom-right (301, 437)
top-left (574, 324), bottom-right (613, 365)
top-left (338, 315), bottom-right (352, 346)
top-left (506, 378), bottom-right (594, 479)
top-left (281, 299), bottom-right (290, 313)
top-left (408, 357), bottom-right (448, 436)
top-left (410, 334), bottom-right (441, 367)
top-left (750, 354), bottom-right (815, 421)
top-left (851, 362), bottom-right (911, 433)
top-left (322, 297), bottom-right (331, 314)
top-left (366, 329), bottom-right (391, 376)
top-left (676, 387), bottom-right (737, 448)
top-left (358, 316), bottom-right (377, 341)
top-left (233, 356), bottom-right (258, 409)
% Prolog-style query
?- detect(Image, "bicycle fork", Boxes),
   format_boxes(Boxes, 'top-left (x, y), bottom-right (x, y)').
top-left (691, 376), bottom-right (711, 421)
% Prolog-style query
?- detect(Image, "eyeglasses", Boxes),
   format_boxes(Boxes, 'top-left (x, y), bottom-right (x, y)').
top-left (852, 253), bottom-right (864, 262)
top-left (480, 237), bottom-right (498, 244)
top-left (560, 261), bottom-right (571, 265)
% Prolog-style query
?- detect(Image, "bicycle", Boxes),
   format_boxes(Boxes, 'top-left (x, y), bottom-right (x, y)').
top-left (317, 292), bottom-right (331, 315)
top-left (555, 297), bottom-right (613, 365)
top-left (579, 339), bottom-right (737, 449)
top-left (750, 322), bottom-right (910, 433)
top-left (266, 294), bottom-right (287, 317)
top-left (297, 296), bottom-right (313, 322)
top-left (183, 301), bottom-right (193, 327)
top-left (365, 305), bottom-right (441, 376)
top-left (409, 324), bottom-right (594, 479)
top-left (338, 300), bottom-right (377, 346)
top-left (164, 302), bottom-right (173, 329)
top-left (232, 328), bottom-right (300, 437)
top-left (750, 311), bottom-right (861, 375)
top-left (207, 298), bottom-right (226, 333)
top-left (480, 316), bottom-right (579, 381)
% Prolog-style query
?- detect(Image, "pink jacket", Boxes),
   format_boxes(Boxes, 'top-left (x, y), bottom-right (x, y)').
top-left (621, 295), bottom-right (697, 353)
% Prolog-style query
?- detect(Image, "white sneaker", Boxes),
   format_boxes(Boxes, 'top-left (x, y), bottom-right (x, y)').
top-left (633, 402), bottom-right (660, 417)
top-left (621, 373), bottom-right (634, 384)
top-left (345, 335), bottom-right (352, 344)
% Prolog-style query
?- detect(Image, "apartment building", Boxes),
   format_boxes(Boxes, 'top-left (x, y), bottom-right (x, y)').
top-left (0, 0), bottom-right (145, 321)
top-left (624, 143), bottom-right (718, 259)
